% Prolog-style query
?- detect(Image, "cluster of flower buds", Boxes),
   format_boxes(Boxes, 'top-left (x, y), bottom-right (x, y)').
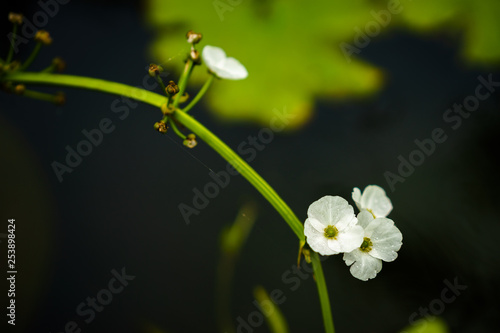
top-left (186, 30), bottom-right (202, 64)
top-left (154, 121), bottom-right (168, 134)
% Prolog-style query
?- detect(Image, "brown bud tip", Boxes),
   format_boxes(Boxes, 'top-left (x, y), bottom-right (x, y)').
top-left (35, 30), bottom-right (52, 45)
top-left (183, 134), bottom-right (198, 148)
top-left (190, 49), bottom-right (201, 64)
top-left (53, 57), bottom-right (66, 72)
top-left (186, 30), bottom-right (202, 44)
top-left (149, 63), bottom-right (163, 77)
top-left (14, 84), bottom-right (25, 95)
top-left (154, 121), bottom-right (167, 134)
top-left (54, 92), bottom-right (66, 105)
top-left (166, 80), bottom-right (180, 96)
top-left (8, 13), bottom-right (23, 25)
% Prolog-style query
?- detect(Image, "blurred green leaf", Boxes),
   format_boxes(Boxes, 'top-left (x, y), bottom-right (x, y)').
top-left (400, 317), bottom-right (449, 333)
top-left (147, 0), bottom-right (382, 129)
top-left (398, 0), bottom-right (500, 63)
top-left (147, 0), bottom-right (500, 128)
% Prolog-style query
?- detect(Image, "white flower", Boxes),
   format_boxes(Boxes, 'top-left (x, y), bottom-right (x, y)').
top-left (304, 196), bottom-right (364, 256)
top-left (201, 45), bottom-right (248, 80)
top-left (352, 185), bottom-right (392, 218)
top-left (343, 211), bottom-right (402, 281)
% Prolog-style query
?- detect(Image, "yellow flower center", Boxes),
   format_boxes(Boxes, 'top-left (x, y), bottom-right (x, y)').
top-left (324, 225), bottom-right (338, 239)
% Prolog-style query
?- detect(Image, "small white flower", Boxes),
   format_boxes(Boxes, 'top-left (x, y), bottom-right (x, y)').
top-left (352, 185), bottom-right (392, 218)
top-left (304, 196), bottom-right (364, 256)
top-left (343, 211), bottom-right (402, 281)
top-left (201, 45), bottom-right (248, 80)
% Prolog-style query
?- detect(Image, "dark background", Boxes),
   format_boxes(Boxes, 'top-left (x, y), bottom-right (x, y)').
top-left (1, 1), bottom-right (499, 332)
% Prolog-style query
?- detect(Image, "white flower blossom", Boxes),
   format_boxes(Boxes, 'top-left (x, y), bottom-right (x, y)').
top-left (352, 185), bottom-right (392, 218)
top-left (304, 196), bottom-right (364, 256)
top-left (202, 45), bottom-right (248, 80)
top-left (343, 211), bottom-right (402, 281)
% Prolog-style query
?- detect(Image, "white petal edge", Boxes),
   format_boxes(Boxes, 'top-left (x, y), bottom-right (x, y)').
top-left (366, 218), bottom-right (403, 262)
top-left (307, 196), bottom-right (355, 231)
top-left (335, 224), bottom-right (364, 253)
top-left (359, 185), bottom-right (393, 218)
top-left (202, 45), bottom-right (248, 80)
top-left (343, 250), bottom-right (383, 281)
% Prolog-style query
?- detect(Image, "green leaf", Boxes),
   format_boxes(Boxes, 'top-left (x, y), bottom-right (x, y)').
top-left (398, 0), bottom-right (500, 64)
top-left (147, 0), bottom-right (382, 129)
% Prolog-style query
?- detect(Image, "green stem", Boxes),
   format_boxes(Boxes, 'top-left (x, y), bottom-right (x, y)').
top-left (155, 75), bottom-right (167, 96)
top-left (168, 118), bottom-right (186, 140)
top-left (2, 72), bottom-right (167, 106)
top-left (173, 109), bottom-right (304, 240)
top-left (311, 252), bottom-right (335, 333)
top-left (173, 59), bottom-right (194, 108)
top-left (181, 74), bottom-right (215, 113)
top-left (1, 71), bottom-right (334, 332)
top-left (22, 89), bottom-right (59, 103)
top-left (1, 73), bottom-right (303, 238)
top-left (6, 24), bottom-right (18, 64)
top-left (19, 42), bottom-right (43, 71)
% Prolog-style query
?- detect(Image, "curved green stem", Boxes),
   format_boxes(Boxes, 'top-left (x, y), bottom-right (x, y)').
top-left (173, 59), bottom-right (194, 108)
top-left (173, 109), bottom-right (304, 240)
top-left (168, 118), bottom-right (187, 140)
top-left (311, 252), bottom-right (334, 333)
top-left (19, 42), bottom-right (42, 71)
top-left (3, 72), bottom-right (167, 106)
top-left (6, 24), bottom-right (18, 64)
top-left (1, 71), bottom-right (335, 332)
top-left (181, 74), bottom-right (214, 113)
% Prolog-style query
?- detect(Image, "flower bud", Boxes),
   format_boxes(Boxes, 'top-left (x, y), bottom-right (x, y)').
top-left (183, 133), bottom-right (198, 148)
top-left (165, 80), bottom-right (180, 96)
top-left (8, 13), bottom-right (23, 25)
top-left (54, 92), bottom-right (66, 105)
top-left (14, 84), bottom-right (25, 95)
top-left (148, 63), bottom-right (163, 77)
top-left (53, 57), bottom-right (66, 72)
top-left (154, 121), bottom-right (167, 133)
top-left (35, 30), bottom-right (52, 45)
top-left (190, 49), bottom-right (201, 64)
top-left (186, 30), bottom-right (202, 44)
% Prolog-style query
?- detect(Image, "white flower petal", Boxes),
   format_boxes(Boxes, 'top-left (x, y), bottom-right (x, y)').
top-left (343, 250), bottom-right (383, 281)
top-left (202, 45), bottom-right (248, 80)
top-left (365, 218), bottom-right (402, 262)
top-left (352, 187), bottom-right (363, 211)
top-left (307, 196), bottom-right (355, 230)
top-left (356, 210), bottom-right (374, 229)
top-left (304, 218), bottom-right (338, 256)
top-left (327, 238), bottom-right (341, 253)
top-left (202, 45), bottom-right (226, 67)
top-left (307, 217), bottom-right (326, 232)
top-left (335, 224), bottom-right (364, 252)
top-left (352, 185), bottom-right (393, 218)
top-left (219, 57), bottom-right (248, 79)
